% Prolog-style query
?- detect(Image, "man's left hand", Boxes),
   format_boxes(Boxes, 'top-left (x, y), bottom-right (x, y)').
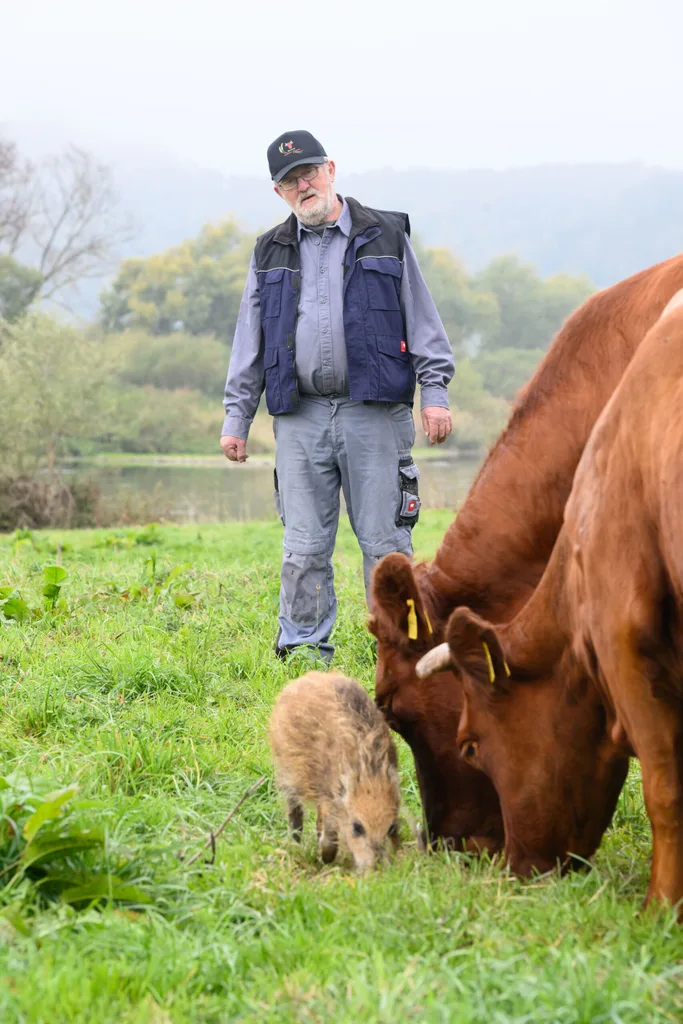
top-left (421, 406), bottom-right (452, 445)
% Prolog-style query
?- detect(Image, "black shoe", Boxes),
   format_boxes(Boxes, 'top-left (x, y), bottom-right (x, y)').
top-left (273, 630), bottom-right (334, 664)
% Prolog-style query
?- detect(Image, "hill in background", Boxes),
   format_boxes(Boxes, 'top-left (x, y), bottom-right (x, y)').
top-left (117, 158), bottom-right (683, 289)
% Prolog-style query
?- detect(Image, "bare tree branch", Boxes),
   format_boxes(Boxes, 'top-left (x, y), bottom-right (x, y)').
top-left (0, 136), bottom-right (136, 308)
top-left (0, 138), bottom-right (36, 255)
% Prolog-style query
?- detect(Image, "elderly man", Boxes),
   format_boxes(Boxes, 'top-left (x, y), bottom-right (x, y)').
top-left (221, 130), bottom-right (454, 661)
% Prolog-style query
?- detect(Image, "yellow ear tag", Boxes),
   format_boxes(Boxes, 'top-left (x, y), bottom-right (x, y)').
top-left (406, 599), bottom-right (418, 640)
top-left (423, 609), bottom-right (433, 635)
top-left (503, 658), bottom-right (511, 677)
top-left (482, 641), bottom-right (496, 684)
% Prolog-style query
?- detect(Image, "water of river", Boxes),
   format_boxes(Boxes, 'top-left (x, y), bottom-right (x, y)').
top-left (65, 454), bottom-right (483, 523)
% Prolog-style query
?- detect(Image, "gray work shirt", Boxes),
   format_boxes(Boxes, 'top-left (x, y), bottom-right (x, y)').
top-left (222, 197), bottom-right (454, 439)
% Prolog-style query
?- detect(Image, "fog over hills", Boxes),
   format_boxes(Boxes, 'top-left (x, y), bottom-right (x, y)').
top-left (118, 157), bottom-right (683, 287)
top-left (8, 126), bottom-right (683, 313)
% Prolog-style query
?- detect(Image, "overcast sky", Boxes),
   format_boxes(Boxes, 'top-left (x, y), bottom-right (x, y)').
top-left (2, 0), bottom-right (682, 177)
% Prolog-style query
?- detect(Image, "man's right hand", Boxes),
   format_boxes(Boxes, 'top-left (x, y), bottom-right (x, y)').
top-left (220, 436), bottom-right (248, 462)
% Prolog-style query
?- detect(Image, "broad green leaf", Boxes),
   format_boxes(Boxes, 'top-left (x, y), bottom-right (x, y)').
top-left (2, 597), bottom-right (30, 622)
top-left (173, 590), bottom-right (195, 609)
top-left (43, 565), bottom-right (68, 585)
top-left (42, 583), bottom-right (61, 600)
top-left (21, 830), bottom-right (104, 871)
top-left (59, 877), bottom-right (151, 906)
top-left (23, 786), bottom-right (78, 842)
top-left (0, 586), bottom-right (15, 601)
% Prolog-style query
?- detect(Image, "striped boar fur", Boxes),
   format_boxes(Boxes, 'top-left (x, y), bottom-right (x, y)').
top-left (269, 671), bottom-right (401, 872)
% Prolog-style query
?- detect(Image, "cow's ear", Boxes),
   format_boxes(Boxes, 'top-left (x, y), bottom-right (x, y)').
top-left (372, 553), bottom-right (418, 614)
top-left (447, 607), bottom-right (511, 692)
top-left (371, 553), bottom-right (431, 644)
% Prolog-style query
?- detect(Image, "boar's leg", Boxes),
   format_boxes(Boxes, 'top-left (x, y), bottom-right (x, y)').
top-left (287, 796), bottom-right (304, 841)
top-left (317, 806), bottom-right (338, 863)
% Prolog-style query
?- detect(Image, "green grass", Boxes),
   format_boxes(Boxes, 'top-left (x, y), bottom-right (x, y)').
top-left (0, 512), bottom-right (681, 1023)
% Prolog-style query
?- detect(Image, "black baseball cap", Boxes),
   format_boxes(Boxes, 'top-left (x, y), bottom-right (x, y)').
top-left (267, 130), bottom-right (327, 183)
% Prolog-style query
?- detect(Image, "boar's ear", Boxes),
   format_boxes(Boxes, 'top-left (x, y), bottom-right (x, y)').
top-left (447, 607), bottom-right (511, 692)
top-left (371, 553), bottom-right (431, 643)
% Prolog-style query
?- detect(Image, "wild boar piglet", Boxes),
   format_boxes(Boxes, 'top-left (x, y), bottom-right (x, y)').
top-left (269, 671), bottom-right (401, 872)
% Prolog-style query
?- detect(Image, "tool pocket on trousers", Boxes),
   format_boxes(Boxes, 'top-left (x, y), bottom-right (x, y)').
top-left (396, 457), bottom-right (421, 527)
top-left (274, 468), bottom-right (285, 526)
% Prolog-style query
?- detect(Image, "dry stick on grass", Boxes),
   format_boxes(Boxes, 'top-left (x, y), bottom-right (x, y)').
top-left (183, 774), bottom-right (267, 868)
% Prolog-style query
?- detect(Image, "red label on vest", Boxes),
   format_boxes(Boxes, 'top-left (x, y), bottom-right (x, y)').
top-left (407, 500), bottom-right (416, 512)
top-left (400, 340), bottom-right (407, 352)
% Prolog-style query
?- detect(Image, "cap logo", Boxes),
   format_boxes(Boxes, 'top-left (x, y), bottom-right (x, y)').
top-left (279, 140), bottom-right (303, 155)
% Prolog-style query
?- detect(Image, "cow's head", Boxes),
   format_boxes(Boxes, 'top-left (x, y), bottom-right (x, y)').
top-left (417, 606), bottom-right (630, 876)
top-left (369, 553), bottom-right (504, 853)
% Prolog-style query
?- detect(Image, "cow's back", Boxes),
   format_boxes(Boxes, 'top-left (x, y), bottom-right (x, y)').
top-left (565, 299), bottom-right (683, 684)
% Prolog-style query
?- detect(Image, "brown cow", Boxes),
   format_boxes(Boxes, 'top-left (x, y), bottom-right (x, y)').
top-left (417, 292), bottom-right (683, 912)
top-left (369, 255), bottom-right (683, 852)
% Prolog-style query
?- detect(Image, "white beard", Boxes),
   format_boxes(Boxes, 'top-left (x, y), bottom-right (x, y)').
top-left (294, 178), bottom-right (337, 226)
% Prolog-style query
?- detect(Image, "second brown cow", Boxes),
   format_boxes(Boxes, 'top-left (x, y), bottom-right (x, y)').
top-left (418, 292), bottom-right (683, 912)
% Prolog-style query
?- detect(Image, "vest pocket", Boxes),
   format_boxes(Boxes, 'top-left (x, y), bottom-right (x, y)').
top-left (376, 334), bottom-right (411, 399)
top-left (376, 334), bottom-right (409, 362)
top-left (360, 257), bottom-right (402, 310)
top-left (261, 268), bottom-right (285, 318)
top-left (264, 347), bottom-right (282, 411)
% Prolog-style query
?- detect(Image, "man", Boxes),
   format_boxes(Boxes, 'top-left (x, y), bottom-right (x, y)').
top-left (221, 130), bottom-right (454, 661)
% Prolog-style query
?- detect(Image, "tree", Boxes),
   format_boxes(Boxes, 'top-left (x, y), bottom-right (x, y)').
top-left (474, 347), bottom-right (546, 401)
top-left (0, 255), bottom-right (42, 322)
top-left (0, 135), bottom-right (133, 307)
top-left (100, 219), bottom-right (254, 338)
top-left (474, 255), bottom-right (594, 352)
top-left (447, 357), bottom-right (509, 453)
top-left (0, 138), bottom-right (33, 254)
top-left (0, 315), bottom-right (114, 473)
top-left (412, 239), bottom-right (499, 357)
top-left (111, 329), bottom-right (229, 398)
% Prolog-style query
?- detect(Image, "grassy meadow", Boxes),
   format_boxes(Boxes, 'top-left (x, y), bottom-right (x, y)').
top-left (0, 512), bottom-right (681, 1023)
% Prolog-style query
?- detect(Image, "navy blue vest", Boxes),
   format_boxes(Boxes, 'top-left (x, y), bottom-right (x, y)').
top-left (253, 197), bottom-right (414, 415)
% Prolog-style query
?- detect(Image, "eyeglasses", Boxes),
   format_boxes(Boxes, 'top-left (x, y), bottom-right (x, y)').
top-left (278, 165), bottom-right (322, 192)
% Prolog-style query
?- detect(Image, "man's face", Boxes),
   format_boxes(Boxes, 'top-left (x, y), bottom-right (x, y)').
top-left (274, 161), bottom-right (337, 225)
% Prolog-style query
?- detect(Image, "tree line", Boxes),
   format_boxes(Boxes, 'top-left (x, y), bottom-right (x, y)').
top-left (0, 131), bottom-right (596, 491)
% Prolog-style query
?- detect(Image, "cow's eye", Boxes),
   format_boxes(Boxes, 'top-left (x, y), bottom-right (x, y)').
top-left (460, 740), bottom-right (478, 762)
top-left (352, 821), bottom-right (366, 837)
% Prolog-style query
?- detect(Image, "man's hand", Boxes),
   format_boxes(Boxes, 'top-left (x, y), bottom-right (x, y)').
top-left (220, 435), bottom-right (248, 462)
top-left (421, 406), bottom-right (452, 445)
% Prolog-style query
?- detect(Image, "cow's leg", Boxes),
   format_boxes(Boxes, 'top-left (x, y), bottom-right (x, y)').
top-left (639, 749), bottom-right (683, 913)
top-left (606, 646), bottom-right (683, 913)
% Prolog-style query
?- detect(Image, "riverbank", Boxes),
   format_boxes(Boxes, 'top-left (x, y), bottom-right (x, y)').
top-left (63, 445), bottom-right (479, 469)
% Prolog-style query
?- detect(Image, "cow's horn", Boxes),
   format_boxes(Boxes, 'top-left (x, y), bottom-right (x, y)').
top-left (415, 642), bottom-right (452, 679)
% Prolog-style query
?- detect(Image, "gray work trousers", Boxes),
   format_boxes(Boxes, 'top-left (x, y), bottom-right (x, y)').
top-left (273, 397), bottom-right (418, 659)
